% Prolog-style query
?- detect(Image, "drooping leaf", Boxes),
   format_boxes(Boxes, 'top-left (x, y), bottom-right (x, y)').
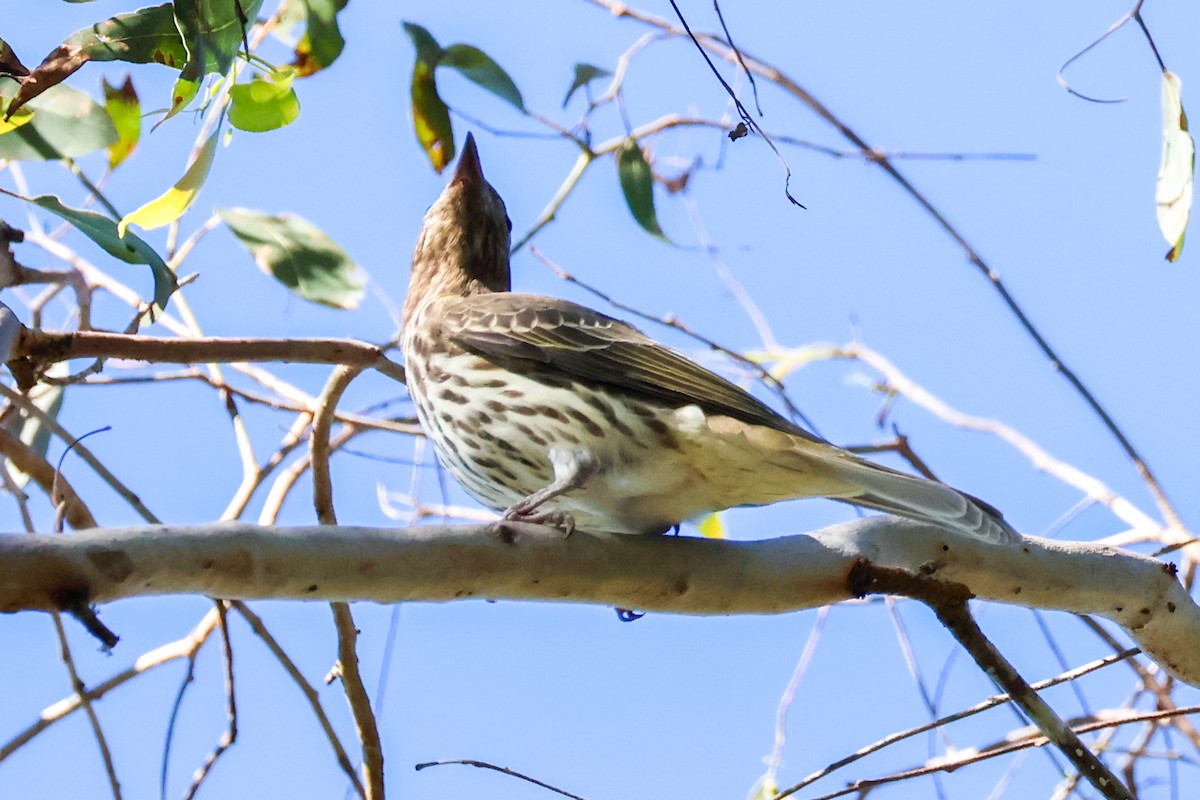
top-left (292, 0), bottom-right (349, 77)
top-left (0, 37), bottom-right (30, 79)
top-left (230, 68), bottom-right (300, 132)
top-left (696, 512), bottom-right (726, 539)
top-left (172, 0), bottom-right (265, 82)
top-left (1158, 70), bottom-right (1194, 262)
top-left (562, 62), bottom-right (610, 108)
top-left (0, 80), bottom-right (116, 161)
top-left (32, 194), bottom-right (178, 312)
top-left (159, 74), bottom-right (201, 126)
top-left (119, 129), bottom-right (219, 235)
top-left (402, 23), bottom-right (452, 172)
top-left (102, 75), bottom-right (140, 169)
top-left (616, 137), bottom-right (668, 241)
top-left (6, 4), bottom-right (186, 117)
top-left (440, 44), bottom-right (525, 112)
top-left (217, 208), bottom-right (364, 309)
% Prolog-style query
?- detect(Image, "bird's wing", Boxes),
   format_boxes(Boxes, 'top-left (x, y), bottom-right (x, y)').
top-left (434, 292), bottom-right (826, 443)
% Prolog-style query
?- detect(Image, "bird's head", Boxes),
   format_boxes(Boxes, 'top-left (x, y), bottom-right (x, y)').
top-left (405, 133), bottom-right (512, 320)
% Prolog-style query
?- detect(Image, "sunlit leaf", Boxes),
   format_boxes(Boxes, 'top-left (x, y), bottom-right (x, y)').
top-left (1158, 70), bottom-right (1194, 262)
top-left (7, 4), bottom-right (186, 116)
top-left (230, 68), bottom-right (300, 132)
top-left (32, 194), bottom-right (177, 312)
top-left (696, 512), bottom-right (726, 539)
top-left (102, 75), bottom-right (140, 168)
top-left (616, 137), bottom-right (668, 241)
top-left (440, 44), bottom-right (525, 112)
top-left (292, 0), bottom-right (349, 77)
top-left (0, 80), bottom-right (115, 161)
top-left (159, 74), bottom-right (200, 126)
top-left (0, 103), bottom-right (33, 135)
top-left (217, 208), bottom-right (364, 309)
top-left (402, 23), bottom-right (453, 173)
top-left (562, 62), bottom-right (610, 108)
top-left (119, 130), bottom-right (219, 235)
top-left (173, 0), bottom-right (265, 81)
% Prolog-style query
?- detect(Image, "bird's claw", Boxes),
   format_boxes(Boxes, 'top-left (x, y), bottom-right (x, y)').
top-left (503, 505), bottom-right (576, 536)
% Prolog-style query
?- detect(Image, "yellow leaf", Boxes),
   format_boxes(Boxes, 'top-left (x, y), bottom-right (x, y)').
top-left (119, 130), bottom-right (218, 235)
top-left (1157, 70), bottom-right (1195, 262)
top-left (697, 512), bottom-right (726, 539)
top-left (0, 104), bottom-right (33, 135)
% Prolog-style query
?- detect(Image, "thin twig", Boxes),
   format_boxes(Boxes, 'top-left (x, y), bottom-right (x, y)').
top-left (414, 759), bottom-right (590, 800)
top-left (229, 602), bottom-right (366, 797)
top-left (181, 603), bottom-right (237, 800)
top-left (0, 609), bottom-right (220, 763)
top-left (51, 611), bottom-right (122, 799)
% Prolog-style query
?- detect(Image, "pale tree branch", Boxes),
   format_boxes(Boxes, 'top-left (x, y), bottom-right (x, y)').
top-left (0, 518), bottom-right (1195, 686)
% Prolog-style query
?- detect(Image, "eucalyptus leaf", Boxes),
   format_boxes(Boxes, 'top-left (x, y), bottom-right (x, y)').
top-left (616, 137), bottom-right (668, 241)
top-left (1158, 70), bottom-right (1194, 262)
top-left (403, 22), bottom-right (453, 172)
top-left (119, 130), bottom-right (219, 234)
top-left (0, 80), bottom-right (115, 161)
top-left (562, 63), bottom-right (610, 108)
top-left (218, 208), bottom-right (364, 309)
top-left (230, 69), bottom-right (300, 132)
top-left (31, 194), bottom-right (177, 313)
top-left (441, 44), bottom-right (525, 112)
top-left (102, 75), bottom-right (140, 168)
top-left (292, 0), bottom-right (349, 76)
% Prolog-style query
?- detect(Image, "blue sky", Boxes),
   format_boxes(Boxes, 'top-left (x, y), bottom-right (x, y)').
top-left (2, 1), bottom-right (1199, 798)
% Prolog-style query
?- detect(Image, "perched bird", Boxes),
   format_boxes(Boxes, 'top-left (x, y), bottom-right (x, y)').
top-left (402, 134), bottom-right (1020, 545)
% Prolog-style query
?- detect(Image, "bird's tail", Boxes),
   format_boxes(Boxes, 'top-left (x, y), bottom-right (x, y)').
top-left (831, 459), bottom-right (1021, 545)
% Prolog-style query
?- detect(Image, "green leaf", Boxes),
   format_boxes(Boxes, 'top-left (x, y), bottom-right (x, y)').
top-left (292, 0), bottom-right (349, 77)
top-left (31, 194), bottom-right (178, 313)
top-left (402, 23), bottom-right (453, 173)
top-left (119, 129), bottom-right (219, 234)
top-left (1158, 70), bottom-right (1194, 262)
top-left (159, 74), bottom-right (201, 126)
top-left (616, 137), bottom-right (668, 241)
top-left (562, 62), bottom-right (610, 108)
top-left (173, 0), bottom-right (265, 82)
top-left (102, 75), bottom-right (141, 169)
top-left (0, 103), bottom-right (33, 135)
top-left (401, 21), bottom-right (443, 64)
top-left (696, 512), bottom-right (726, 539)
top-left (217, 208), bottom-right (364, 309)
top-left (440, 44), bottom-right (525, 112)
top-left (0, 80), bottom-right (116, 161)
top-left (6, 4), bottom-right (187, 117)
top-left (230, 68), bottom-right (300, 132)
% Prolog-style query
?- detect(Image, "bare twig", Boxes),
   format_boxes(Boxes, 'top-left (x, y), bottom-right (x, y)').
top-left (414, 759), bottom-right (590, 800)
top-left (180, 603), bottom-right (237, 800)
top-left (230, 602), bottom-right (366, 798)
top-left (0, 608), bottom-right (220, 763)
top-left (51, 611), bottom-right (122, 799)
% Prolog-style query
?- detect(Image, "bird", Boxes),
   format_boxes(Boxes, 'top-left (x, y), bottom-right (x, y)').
top-left (401, 133), bottom-right (1020, 545)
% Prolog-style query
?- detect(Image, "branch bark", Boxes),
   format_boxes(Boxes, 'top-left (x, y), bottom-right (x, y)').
top-left (0, 517), bottom-right (1195, 685)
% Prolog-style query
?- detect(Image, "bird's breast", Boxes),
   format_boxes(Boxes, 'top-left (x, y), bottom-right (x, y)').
top-left (402, 337), bottom-right (720, 533)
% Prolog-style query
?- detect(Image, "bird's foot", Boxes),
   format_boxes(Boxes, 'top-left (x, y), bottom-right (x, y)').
top-left (503, 504), bottom-right (576, 536)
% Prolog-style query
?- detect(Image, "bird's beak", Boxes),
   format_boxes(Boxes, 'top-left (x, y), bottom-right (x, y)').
top-left (452, 133), bottom-right (484, 187)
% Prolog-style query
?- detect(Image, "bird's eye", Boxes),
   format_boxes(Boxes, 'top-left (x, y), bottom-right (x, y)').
top-left (505, 215), bottom-right (513, 232)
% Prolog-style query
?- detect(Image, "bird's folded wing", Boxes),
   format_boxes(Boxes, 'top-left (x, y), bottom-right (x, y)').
top-left (437, 292), bottom-right (826, 444)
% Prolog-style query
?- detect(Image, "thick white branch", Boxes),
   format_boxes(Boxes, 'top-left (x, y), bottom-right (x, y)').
top-left (0, 518), bottom-right (1195, 685)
